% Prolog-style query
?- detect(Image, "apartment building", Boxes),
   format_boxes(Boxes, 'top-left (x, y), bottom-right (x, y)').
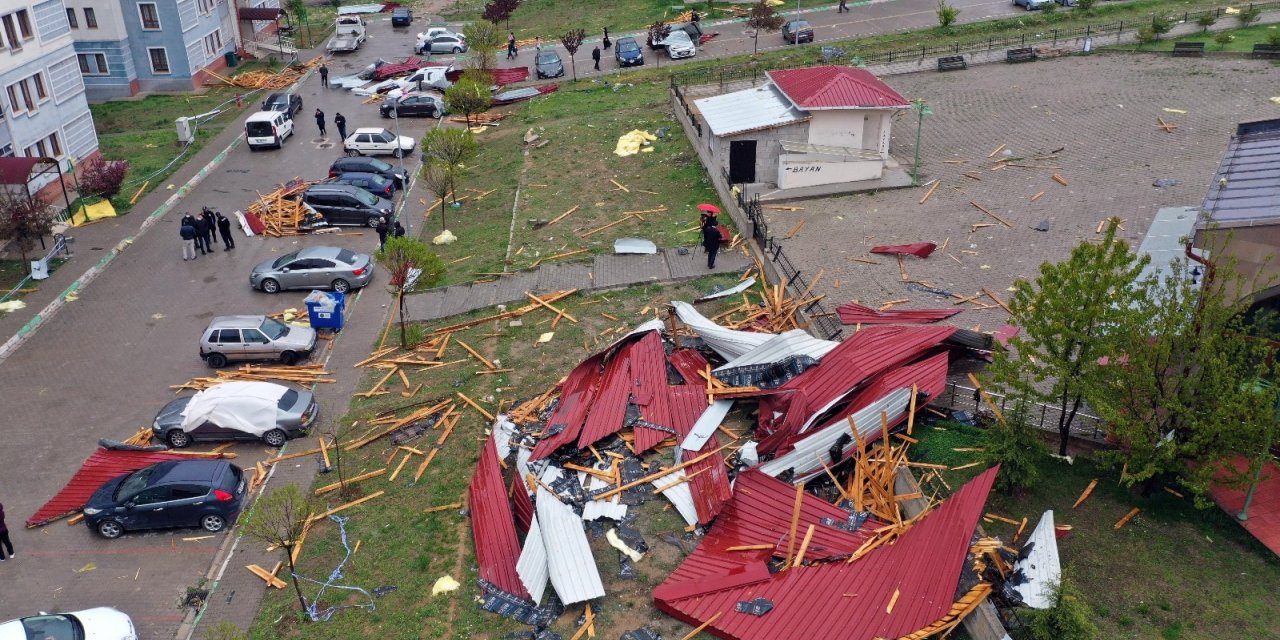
top-left (65, 0), bottom-right (238, 100)
top-left (0, 0), bottom-right (100, 194)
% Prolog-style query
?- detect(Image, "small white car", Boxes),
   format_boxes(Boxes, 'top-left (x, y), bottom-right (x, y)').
top-left (344, 127), bottom-right (417, 158)
top-left (415, 27), bottom-right (464, 52)
top-left (661, 30), bottom-right (697, 59)
top-left (0, 607), bottom-right (138, 640)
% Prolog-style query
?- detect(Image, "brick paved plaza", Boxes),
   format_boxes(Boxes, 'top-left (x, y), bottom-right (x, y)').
top-left (762, 54), bottom-right (1279, 330)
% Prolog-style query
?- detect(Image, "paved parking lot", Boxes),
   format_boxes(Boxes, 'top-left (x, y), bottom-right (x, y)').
top-left (0, 16), bottom-right (447, 638)
top-left (762, 54), bottom-right (1280, 331)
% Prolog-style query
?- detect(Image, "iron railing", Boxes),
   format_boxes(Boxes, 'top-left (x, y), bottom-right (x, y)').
top-left (940, 382), bottom-right (1107, 441)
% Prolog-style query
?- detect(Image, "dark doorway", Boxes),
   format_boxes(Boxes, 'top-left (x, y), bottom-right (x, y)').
top-left (728, 140), bottom-right (757, 184)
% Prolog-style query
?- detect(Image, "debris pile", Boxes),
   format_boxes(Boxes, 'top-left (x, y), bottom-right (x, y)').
top-left (206, 55), bottom-right (328, 90)
top-left (245, 179), bottom-right (322, 236)
top-left (171, 364), bottom-right (335, 393)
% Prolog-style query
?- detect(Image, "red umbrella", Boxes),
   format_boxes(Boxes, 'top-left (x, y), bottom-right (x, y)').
top-left (697, 203), bottom-right (721, 215)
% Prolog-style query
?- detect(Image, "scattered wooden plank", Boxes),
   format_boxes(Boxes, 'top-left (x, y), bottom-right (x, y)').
top-left (609, 179), bottom-right (630, 192)
top-left (970, 201), bottom-right (1014, 229)
top-left (67, 513), bottom-right (85, 526)
top-left (678, 612), bottom-right (723, 640)
top-left (128, 181), bottom-right (149, 205)
top-left (1163, 486), bottom-right (1185, 498)
top-left (546, 205), bottom-right (580, 226)
top-left (1052, 173), bottom-right (1068, 186)
top-left (312, 491), bottom-right (385, 521)
top-left (1114, 507), bottom-right (1141, 529)
top-left (792, 524), bottom-right (817, 567)
top-left (987, 144), bottom-right (1007, 158)
top-left (783, 219), bottom-right (806, 239)
top-left (918, 180), bottom-right (941, 204)
top-left (455, 339), bottom-right (497, 370)
top-left (784, 483), bottom-right (805, 569)
top-left (424, 502), bottom-right (463, 514)
top-left (246, 564), bottom-right (287, 589)
top-left (1030, 191), bottom-right (1046, 202)
top-left (886, 588), bottom-right (901, 614)
top-left (315, 468), bottom-right (387, 495)
top-left (982, 288), bottom-right (1012, 313)
top-left (725, 544), bottom-right (775, 552)
top-left (457, 392), bottom-right (495, 421)
top-left (1072, 478), bottom-right (1099, 509)
top-left (950, 461), bottom-right (982, 471)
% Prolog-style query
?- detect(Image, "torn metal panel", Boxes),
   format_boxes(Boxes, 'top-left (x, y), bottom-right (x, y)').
top-left (583, 475), bottom-right (629, 521)
top-left (517, 514), bottom-right (550, 604)
top-left (511, 475), bottom-right (534, 533)
top-left (615, 238), bottom-right (658, 254)
top-left (679, 400), bottom-right (734, 453)
top-left (1013, 510), bottom-right (1061, 609)
top-left (696, 276), bottom-right (758, 303)
top-left (653, 468), bottom-right (700, 526)
top-left (632, 331), bottom-right (678, 454)
top-left (714, 329), bottom-right (838, 372)
top-left (469, 434), bottom-right (530, 598)
top-left (667, 348), bottom-right (711, 386)
top-left (577, 342), bottom-right (634, 449)
top-left (836, 302), bottom-right (961, 325)
top-left (530, 354), bottom-right (604, 460)
top-left (672, 301), bottom-right (775, 360)
top-left (757, 388), bottom-right (913, 482)
top-left (536, 483), bottom-right (606, 605)
top-left (869, 242), bottom-right (937, 257)
top-left (493, 414), bottom-right (518, 460)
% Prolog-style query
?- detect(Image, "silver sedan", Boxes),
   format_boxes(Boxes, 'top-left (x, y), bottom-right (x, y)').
top-left (250, 245), bottom-right (374, 294)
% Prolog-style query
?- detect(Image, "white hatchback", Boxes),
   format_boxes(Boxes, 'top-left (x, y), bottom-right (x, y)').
top-left (0, 607), bottom-right (137, 640)
top-left (343, 127), bottom-right (417, 158)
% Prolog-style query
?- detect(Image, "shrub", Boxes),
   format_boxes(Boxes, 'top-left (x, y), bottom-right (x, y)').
top-left (1149, 15), bottom-right (1173, 39)
top-left (78, 157), bottom-right (130, 199)
top-left (936, 0), bottom-right (959, 28)
top-left (1074, 0), bottom-right (1095, 12)
top-left (1196, 13), bottom-right (1217, 30)
top-left (1214, 31), bottom-right (1235, 48)
top-left (1269, 32), bottom-right (1280, 46)
top-left (1022, 578), bottom-right (1100, 640)
top-left (1135, 25), bottom-right (1158, 46)
top-left (1236, 7), bottom-right (1261, 26)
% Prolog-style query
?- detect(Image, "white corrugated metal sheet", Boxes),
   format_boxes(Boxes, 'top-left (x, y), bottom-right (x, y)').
top-left (714, 329), bottom-right (838, 372)
top-left (1014, 510), bottom-right (1061, 609)
top-left (536, 473), bottom-right (605, 604)
top-left (493, 415), bottom-right (517, 460)
top-left (672, 301), bottom-right (774, 360)
top-left (679, 400), bottom-right (734, 453)
top-left (583, 475), bottom-right (629, 521)
top-left (653, 468), bottom-right (699, 525)
top-left (757, 388), bottom-right (912, 482)
top-left (516, 514), bottom-right (549, 604)
top-left (694, 84), bottom-right (808, 137)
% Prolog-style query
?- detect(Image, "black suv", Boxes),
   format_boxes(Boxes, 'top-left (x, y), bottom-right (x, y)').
top-left (301, 183), bottom-right (394, 227)
top-left (329, 156), bottom-right (408, 189)
top-left (83, 461), bottom-right (245, 539)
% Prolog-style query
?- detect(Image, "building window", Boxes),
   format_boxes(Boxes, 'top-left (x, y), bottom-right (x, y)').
top-left (148, 47), bottom-right (170, 73)
top-left (84, 8), bottom-right (97, 28)
top-left (5, 76), bottom-right (40, 114)
top-left (32, 73), bottom-right (46, 101)
top-left (78, 53), bottom-right (109, 75)
top-left (203, 30), bottom-right (222, 56)
top-left (0, 144), bottom-right (12, 157)
top-left (2, 14), bottom-right (20, 50)
top-left (25, 133), bottom-right (62, 158)
top-left (198, 0), bottom-right (213, 15)
top-left (66, 8), bottom-right (77, 28)
top-left (15, 9), bottom-right (32, 40)
top-left (138, 3), bottom-right (160, 30)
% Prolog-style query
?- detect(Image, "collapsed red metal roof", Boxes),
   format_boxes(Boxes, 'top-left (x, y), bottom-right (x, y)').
top-left (869, 242), bottom-right (937, 258)
top-left (577, 342), bottom-right (634, 449)
top-left (629, 332), bottom-right (676, 454)
top-left (27, 448), bottom-right (189, 528)
top-left (669, 385), bottom-right (733, 524)
top-left (766, 66), bottom-right (910, 110)
top-left (836, 302), bottom-right (960, 325)
top-left (531, 354), bottom-right (602, 460)
top-left (654, 467), bottom-right (1000, 640)
top-left (469, 434), bottom-right (529, 598)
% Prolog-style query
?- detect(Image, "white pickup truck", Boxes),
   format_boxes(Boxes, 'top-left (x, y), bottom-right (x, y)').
top-left (327, 16), bottom-right (367, 53)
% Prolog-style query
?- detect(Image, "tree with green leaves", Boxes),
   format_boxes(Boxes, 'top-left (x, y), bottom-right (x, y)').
top-left (1021, 577), bottom-right (1100, 640)
top-left (982, 395), bottom-right (1046, 494)
top-left (746, 1), bottom-right (784, 54)
top-left (376, 236), bottom-right (446, 348)
top-left (444, 76), bottom-right (492, 128)
top-left (419, 162), bottom-right (458, 233)
top-left (1237, 6), bottom-right (1261, 26)
top-left (560, 28), bottom-right (586, 80)
top-left (463, 20), bottom-right (503, 72)
top-left (422, 127), bottom-right (478, 173)
top-left (283, 0), bottom-right (309, 44)
top-left (648, 21), bottom-right (671, 68)
top-left (986, 219), bottom-right (1147, 456)
top-left (1087, 254), bottom-right (1280, 503)
top-left (482, 0), bottom-right (521, 29)
top-left (1196, 12), bottom-right (1217, 31)
top-left (936, 0), bottom-right (960, 28)
top-left (241, 484), bottom-right (316, 615)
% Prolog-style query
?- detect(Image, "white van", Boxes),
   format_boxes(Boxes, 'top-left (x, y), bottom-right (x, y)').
top-left (245, 110), bottom-right (294, 150)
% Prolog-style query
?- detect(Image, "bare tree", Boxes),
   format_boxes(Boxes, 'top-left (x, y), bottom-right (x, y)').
top-left (241, 484), bottom-right (316, 615)
top-left (560, 29), bottom-right (585, 81)
top-left (746, 1), bottom-right (785, 54)
top-left (420, 162), bottom-right (459, 232)
top-left (0, 194), bottom-right (55, 262)
top-left (648, 21), bottom-right (671, 68)
top-left (375, 236), bottom-right (445, 348)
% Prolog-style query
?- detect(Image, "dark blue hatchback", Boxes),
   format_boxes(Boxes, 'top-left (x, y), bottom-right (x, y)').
top-left (83, 460), bottom-right (246, 539)
top-left (615, 37), bottom-right (644, 66)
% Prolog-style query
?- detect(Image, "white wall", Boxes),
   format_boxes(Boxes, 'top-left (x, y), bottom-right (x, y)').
top-left (64, 0), bottom-right (129, 41)
top-left (777, 155), bottom-right (884, 189)
top-left (807, 111), bottom-right (864, 149)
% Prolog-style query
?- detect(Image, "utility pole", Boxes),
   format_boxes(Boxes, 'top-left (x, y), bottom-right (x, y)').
top-left (911, 99), bottom-right (932, 187)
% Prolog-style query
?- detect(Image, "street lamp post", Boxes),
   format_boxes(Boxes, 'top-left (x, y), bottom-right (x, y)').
top-left (391, 111), bottom-right (411, 237)
top-left (910, 98), bottom-right (932, 187)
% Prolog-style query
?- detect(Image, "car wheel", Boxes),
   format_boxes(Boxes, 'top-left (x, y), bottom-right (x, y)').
top-left (347, 149), bottom-right (361, 157)
top-left (332, 278), bottom-right (351, 293)
top-left (280, 350), bottom-right (301, 366)
top-left (201, 514), bottom-right (227, 533)
top-left (263, 429), bottom-right (288, 447)
top-left (261, 278), bottom-right (280, 294)
top-left (393, 147), bottom-right (405, 158)
top-left (97, 520), bottom-right (124, 539)
top-left (367, 215), bottom-right (382, 228)
top-left (167, 429), bottom-right (193, 448)
top-left (452, 47), bottom-right (461, 54)
top-left (206, 352), bottom-right (228, 368)
top-left (389, 109), bottom-right (398, 119)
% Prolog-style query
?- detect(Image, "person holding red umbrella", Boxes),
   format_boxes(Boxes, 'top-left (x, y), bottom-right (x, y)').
top-left (698, 204), bottom-right (723, 269)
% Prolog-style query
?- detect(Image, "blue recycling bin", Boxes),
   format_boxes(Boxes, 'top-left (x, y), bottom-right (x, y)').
top-left (305, 291), bottom-right (346, 331)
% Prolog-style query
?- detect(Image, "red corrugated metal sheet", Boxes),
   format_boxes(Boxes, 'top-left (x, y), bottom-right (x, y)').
top-left (27, 448), bottom-right (191, 527)
top-left (469, 434), bottom-right (529, 598)
top-left (530, 354), bottom-right (603, 460)
top-left (576, 342), bottom-right (634, 449)
top-left (510, 475), bottom-right (533, 533)
top-left (632, 332), bottom-right (677, 454)
top-left (667, 385), bottom-right (734, 524)
top-left (757, 326), bottom-right (956, 445)
top-left (668, 348), bottom-right (710, 385)
top-left (766, 66), bottom-right (909, 109)
top-left (869, 242), bottom-right (937, 257)
top-left (654, 467), bottom-right (1000, 640)
top-left (836, 302), bottom-right (960, 325)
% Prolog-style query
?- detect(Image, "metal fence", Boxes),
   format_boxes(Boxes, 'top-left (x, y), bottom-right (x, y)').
top-left (0, 232), bottom-right (72, 305)
top-left (939, 382), bottom-right (1107, 441)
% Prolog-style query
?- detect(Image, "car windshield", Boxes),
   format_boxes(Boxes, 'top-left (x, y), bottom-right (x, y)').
top-left (272, 251), bottom-right (299, 269)
top-left (246, 121), bottom-right (274, 136)
top-left (259, 317), bottom-right (290, 339)
top-left (21, 614), bottom-right (82, 640)
top-left (792, 20), bottom-right (811, 29)
top-left (277, 389), bottom-right (299, 410)
top-left (537, 52), bottom-right (558, 63)
top-left (367, 158), bottom-right (393, 172)
top-left (266, 95), bottom-right (286, 108)
top-left (368, 175), bottom-right (391, 188)
top-left (619, 40), bottom-right (639, 52)
top-left (116, 466), bottom-right (156, 500)
top-left (336, 249), bottom-right (358, 264)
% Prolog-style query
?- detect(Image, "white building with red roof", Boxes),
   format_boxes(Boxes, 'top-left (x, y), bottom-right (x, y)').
top-left (684, 65), bottom-right (912, 196)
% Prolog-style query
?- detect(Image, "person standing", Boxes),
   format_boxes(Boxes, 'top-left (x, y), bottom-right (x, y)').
top-left (201, 207), bottom-right (218, 245)
top-left (592, 45), bottom-right (601, 70)
top-left (315, 108), bottom-right (327, 136)
top-left (0, 501), bottom-right (13, 561)
top-left (393, 220), bottom-right (405, 238)
top-left (194, 214), bottom-right (212, 256)
top-left (603, 27), bottom-right (611, 50)
top-left (216, 211), bottom-right (235, 251)
top-left (701, 213), bottom-right (722, 269)
top-left (534, 36), bottom-right (542, 52)
top-left (507, 31), bottom-right (517, 59)
top-left (838, 0), bottom-right (848, 11)
top-left (319, 63), bottom-right (329, 88)
top-left (375, 216), bottom-right (389, 250)
top-left (180, 216), bottom-right (197, 261)
top-left (334, 112), bottom-right (348, 141)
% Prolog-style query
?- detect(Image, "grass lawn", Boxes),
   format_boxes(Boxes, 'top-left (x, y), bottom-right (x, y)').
top-left (90, 61), bottom-right (280, 212)
top-left (250, 273), bottom-right (744, 640)
top-left (913, 421), bottom-right (1280, 640)
top-left (1129, 21), bottom-right (1280, 51)
top-left (415, 77), bottom-right (727, 286)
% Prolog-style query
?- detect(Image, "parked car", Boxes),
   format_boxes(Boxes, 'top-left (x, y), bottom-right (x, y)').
top-left (329, 156), bottom-right (409, 188)
top-left (783, 20), bottom-right (814, 44)
top-left (415, 27), bottom-right (464, 52)
top-left (343, 127), bottom-right (416, 157)
top-left (0, 608), bottom-right (138, 640)
top-left (300, 183), bottom-right (395, 227)
top-left (330, 171), bottom-right (396, 197)
top-left (1014, 0), bottom-right (1056, 9)
top-left (199, 315), bottom-right (317, 367)
top-left (250, 246), bottom-right (375, 294)
top-left (648, 20), bottom-right (704, 49)
top-left (379, 93), bottom-right (446, 118)
top-left (615, 37), bottom-right (644, 66)
top-left (422, 34), bottom-right (468, 54)
top-left (261, 91), bottom-right (302, 118)
top-left (152, 381), bottom-right (318, 448)
top-left (535, 50), bottom-right (565, 79)
top-left (391, 7), bottom-right (413, 26)
top-left (661, 30), bottom-right (697, 59)
top-left (83, 460), bottom-right (246, 538)
top-left (244, 110), bottom-right (293, 150)
top-left (328, 17), bottom-right (367, 53)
